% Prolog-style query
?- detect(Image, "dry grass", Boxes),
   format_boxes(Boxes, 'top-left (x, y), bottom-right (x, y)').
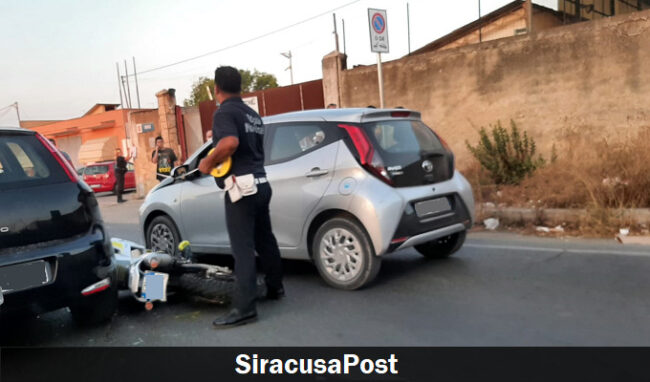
top-left (464, 127), bottom-right (650, 235)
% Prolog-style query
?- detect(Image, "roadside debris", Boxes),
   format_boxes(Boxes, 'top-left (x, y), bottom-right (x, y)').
top-left (535, 225), bottom-right (565, 234)
top-left (484, 218), bottom-right (499, 230)
top-left (615, 235), bottom-right (650, 245)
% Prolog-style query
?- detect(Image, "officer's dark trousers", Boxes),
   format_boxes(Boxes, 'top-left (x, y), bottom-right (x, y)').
top-left (225, 182), bottom-right (283, 313)
top-left (115, 173), bottom-right (125, 202)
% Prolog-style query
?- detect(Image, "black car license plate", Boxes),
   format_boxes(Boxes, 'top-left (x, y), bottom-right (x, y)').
top-left (0, 260), bottom-right (53, 293)
top-left (414, 197), bottom-right (452, 218)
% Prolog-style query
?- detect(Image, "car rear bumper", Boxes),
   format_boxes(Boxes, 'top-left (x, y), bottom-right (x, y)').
top-left (85, 182), bottom-right (114, 192)
top-left (0, 230), bottom-right (117, 316)
top-left (349, 170), bottom-right (475, 255)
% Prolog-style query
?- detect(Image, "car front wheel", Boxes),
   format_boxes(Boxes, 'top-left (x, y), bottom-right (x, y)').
top-left (146, 215), bottom-right (181, 256)
top-left (414, 230), bottom-right (466, 259)
top-left (312, 217), bottom-right (381, 290)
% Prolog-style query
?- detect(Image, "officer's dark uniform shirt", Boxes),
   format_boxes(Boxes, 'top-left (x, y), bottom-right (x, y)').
top-left (115, 156), bottom-right (127, 175)
top-left (211, 97), bottom-right (266, 180)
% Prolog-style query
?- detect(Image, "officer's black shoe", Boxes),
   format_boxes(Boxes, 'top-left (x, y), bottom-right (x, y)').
top-left (266, 287), bottom-right (285, 300)
top-left (212, 308), bottom-right (257, 328)
top-left (117, 198), bottom-right (126, 203)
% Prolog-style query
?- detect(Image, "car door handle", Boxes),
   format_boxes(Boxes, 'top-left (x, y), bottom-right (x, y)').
top-left (305, 168), bottom-right (329, 177)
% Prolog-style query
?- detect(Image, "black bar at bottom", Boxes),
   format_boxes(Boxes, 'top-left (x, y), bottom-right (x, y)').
top-left (2, 347), bottom-right (650, 382)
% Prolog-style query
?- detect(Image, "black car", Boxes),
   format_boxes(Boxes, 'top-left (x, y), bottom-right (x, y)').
top-left (0, 127), bottom-right (118, 324)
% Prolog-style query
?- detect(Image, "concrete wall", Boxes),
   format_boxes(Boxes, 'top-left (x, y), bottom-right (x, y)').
top-left (335, 10), bottom-right (650, 169)
top-left (126, 110), bottom-right (160, 198)
top-left (182, 106), bottom-right (204, 155)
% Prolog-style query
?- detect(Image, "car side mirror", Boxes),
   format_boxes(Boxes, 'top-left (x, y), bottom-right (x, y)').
top-left (171, 165), bottom-right (188, 178)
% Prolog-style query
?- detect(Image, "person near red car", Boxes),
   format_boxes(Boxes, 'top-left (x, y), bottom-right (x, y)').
top-left (114, 148), bottom-right (131, 203)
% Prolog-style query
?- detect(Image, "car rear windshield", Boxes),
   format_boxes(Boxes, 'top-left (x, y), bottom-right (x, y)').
top-left (0, 133), bottom-right (68, 188)
top-left (84, 165), bottom-right (109, 175)
top-left (362, 119), bottom-right (444, 156)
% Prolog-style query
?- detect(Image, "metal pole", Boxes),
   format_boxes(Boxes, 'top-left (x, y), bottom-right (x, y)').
top-left (124, 60), bottom-right (133, 109)
top-left (526, 0), bottom-right (533, 33)
top-left (13, 102), bottom-right (20, 125)
top-left (377, 53), bottom-right (385, 109)
top-left (478, 0), bottom-right (482, 42)
top-left (342, 19), bottom-right (347, 55)
top-left (333, 13), bottom-right (340, 52)
top-left (116, 63), bottom-right (124, 108)
top-left (281, 51), bottom-right (294, 85)
top-left (407, 3), bottom-right (411, 54)
top-left (132, 57), bottom-right (141, 108)
top-left (289, 51), bottom-right (293, 85)
top-left (121, 76), bottom-right (131, 109)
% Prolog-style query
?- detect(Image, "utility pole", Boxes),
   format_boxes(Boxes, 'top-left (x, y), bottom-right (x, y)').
top-left (281, 51), bottom-right (294, 85)
top-left (478, 0), bottom-right (482, 42)
top-left (407, 3), bottom-right (411, 54)
top-left (333, 13), bottom-right (340, 52)
top-left (132, 57), bottom-right (141, 108)
top-left (525, 0), bottom-right (533, 33)
top-left (342, 19), bottom-right (347, 55)
top-left (124, 60), bottom-right (133, 109)
top-left (116, 63), bottom-right (124, 108)
top-left (13, 102), bottom-right (20, 125)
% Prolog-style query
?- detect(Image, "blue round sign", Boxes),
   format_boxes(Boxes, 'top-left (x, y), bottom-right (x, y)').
top-left (372, 13), bottom-right (385, 34)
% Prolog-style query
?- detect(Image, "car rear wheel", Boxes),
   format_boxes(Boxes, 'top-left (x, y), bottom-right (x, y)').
top-left (414, 230), bottom-right (466, 259)
top-left (69, 285), bottom-right (118, 326)
top-left (146, 215), bottom-right (181, 256)
top-left (312, 217), bottom-right (381, 290)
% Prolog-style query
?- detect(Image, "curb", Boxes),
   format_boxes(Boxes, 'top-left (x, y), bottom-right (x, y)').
top-left (478, 206), bottom-right (650, 226)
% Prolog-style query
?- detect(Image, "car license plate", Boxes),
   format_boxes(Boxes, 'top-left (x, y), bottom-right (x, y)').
top-left (414, 197), bottom-right (452, 218)
top-left (0, 260), bottom-right (53, 293)
top-left (90, 184), bottom-right (100, 188)
top-left (142, 271), bottom-right (168, 302)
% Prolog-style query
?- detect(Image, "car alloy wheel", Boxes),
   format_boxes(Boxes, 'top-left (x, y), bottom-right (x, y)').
top-left (150, 223), bottom-right (176, 254)
top-left (312, 216), bottom-right (381, 290)
top-left (319, 227), bottom-right (364, 282)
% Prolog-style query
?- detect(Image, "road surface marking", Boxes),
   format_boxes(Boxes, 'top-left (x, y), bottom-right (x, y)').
top-left (465, 243), bottom-right (650, 257)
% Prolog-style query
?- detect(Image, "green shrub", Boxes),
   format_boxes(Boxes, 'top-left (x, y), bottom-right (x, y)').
top-left (465, 120), bottom-right (544, 185)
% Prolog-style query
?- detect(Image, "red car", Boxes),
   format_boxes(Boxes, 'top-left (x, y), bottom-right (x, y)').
top-left (82, 161), bottom-right (135, 193)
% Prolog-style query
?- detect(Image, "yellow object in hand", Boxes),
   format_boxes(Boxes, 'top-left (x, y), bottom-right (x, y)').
top-left (208, 148), bottom-right (232, 178)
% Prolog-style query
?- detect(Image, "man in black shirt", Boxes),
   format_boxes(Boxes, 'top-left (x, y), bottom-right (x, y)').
top-left (114, 148), bottom-right (129, 203)
top-left (199, 66), bottom-right (283, 328)
top-left (151, 136), bottom-right (177, 181)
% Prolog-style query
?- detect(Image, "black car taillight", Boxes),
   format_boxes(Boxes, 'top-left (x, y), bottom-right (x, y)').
top-left (36, 133), bottom-right (78, 182)
top-left (434, 132), bottom-right (455, 174)
top-left (339, 124), bottom-right (393, 186)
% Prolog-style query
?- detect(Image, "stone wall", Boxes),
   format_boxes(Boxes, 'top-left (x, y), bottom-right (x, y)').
top-left (330, 10), bottom-right (650, 169)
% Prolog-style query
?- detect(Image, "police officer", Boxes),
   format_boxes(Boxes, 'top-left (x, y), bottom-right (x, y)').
top-left (198, 66), bottom-right (284, 328)
top-left (114, 148), bottom-right (128, 203)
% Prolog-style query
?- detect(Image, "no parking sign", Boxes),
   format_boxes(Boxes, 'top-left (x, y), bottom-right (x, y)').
top-left (368, 8), bottom-right (389, 53)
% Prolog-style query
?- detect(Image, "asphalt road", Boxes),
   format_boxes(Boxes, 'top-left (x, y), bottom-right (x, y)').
top-left (2, 192), bottom-right (650, 346)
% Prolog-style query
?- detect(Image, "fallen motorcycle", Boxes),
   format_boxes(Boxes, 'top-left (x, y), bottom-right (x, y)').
top-left (112, 238), bottom-right (266, 310)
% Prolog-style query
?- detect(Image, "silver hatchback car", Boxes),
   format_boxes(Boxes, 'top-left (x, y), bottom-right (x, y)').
top-left (139, 108), bottom-right (474, 290)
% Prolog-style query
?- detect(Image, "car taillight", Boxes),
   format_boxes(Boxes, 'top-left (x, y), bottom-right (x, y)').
top-left (435, 132), bottom-right (455, 172)
top-left (339, 124), bottom-right (392, 186)
top-left (391, 111), bottom-right (411, 118)
top-left (35, 133), bottom-right (78, 182)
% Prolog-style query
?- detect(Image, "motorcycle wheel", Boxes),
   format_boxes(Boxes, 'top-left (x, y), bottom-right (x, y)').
top-left (177, 273), bottom-right (267, 305)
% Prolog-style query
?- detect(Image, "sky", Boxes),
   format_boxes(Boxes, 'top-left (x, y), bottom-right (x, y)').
top-left (0, 0), bottom-right (557, 125)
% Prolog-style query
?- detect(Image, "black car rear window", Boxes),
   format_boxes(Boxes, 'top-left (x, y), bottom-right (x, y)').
top-left (0, 134), bottom-right (68, 188)
top-left (362, 119), bottom-right (444, 154)
top-left (84, 165), bottom-right (109, 175)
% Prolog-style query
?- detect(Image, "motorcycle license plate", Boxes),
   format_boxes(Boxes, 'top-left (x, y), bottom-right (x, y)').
top-left (142, 271), bottom-right (168, 302)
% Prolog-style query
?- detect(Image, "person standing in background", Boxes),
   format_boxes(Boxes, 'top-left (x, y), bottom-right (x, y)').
top-left (150, 136), bottom-right (177, 181)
